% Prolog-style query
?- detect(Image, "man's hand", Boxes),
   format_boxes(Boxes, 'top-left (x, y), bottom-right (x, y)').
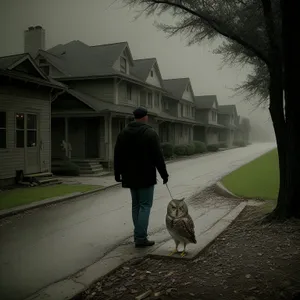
top-left (163, 177), bottom-right (168, 185)
top-left (115, 174), bottom-right (122, 183)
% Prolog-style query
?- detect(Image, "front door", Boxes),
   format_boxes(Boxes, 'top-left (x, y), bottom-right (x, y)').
top-left (85, 118), bottom-right (99, 158)
top-left (18, 113), bottom-right (40, 174)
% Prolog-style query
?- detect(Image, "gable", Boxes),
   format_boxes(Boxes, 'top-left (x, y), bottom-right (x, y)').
top-left (146, 63), bottom-right (163, 88)
top-left (52, 94), bottom-right (94, 111)
top-left (12, 59), bottom-right (43, 78)
top-left (35, 53), bottom-right (66, 78)
top-left (212, 100), bottom-right (219, 109)
top-left (4, 55), bottom-right (48, 80)
top-left (181, 82), bottom-right (194, 103)
top-left (113, 44), bottom-right (134, 74)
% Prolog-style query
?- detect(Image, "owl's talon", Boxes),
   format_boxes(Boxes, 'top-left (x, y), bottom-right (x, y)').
top-left (180, 251), bottom-right (186, 257)
top-left (168, 250), bottom-right (178, 256)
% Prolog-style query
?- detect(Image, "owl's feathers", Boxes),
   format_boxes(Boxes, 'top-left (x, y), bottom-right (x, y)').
top-left (166, 198), bottom-right (197, 246)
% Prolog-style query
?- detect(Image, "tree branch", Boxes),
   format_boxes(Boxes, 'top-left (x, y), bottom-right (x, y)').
top-left (149, 0), bottom-right (270, 64)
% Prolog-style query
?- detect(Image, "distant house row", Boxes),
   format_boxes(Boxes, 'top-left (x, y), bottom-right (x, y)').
top-left (0, 26), bottom-right (250, 185)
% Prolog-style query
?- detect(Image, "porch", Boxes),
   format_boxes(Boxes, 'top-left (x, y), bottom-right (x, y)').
top-left (193, 125), bottom-right (206, 143)
top-left (51, 114), bottom-right (130, 174)
top-left (219, 127), bottom-right (235, 147)
top-left (158, 120), bottom-right (194, 145)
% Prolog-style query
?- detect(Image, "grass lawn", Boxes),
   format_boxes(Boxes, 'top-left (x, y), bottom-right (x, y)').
top-left (222, 148), bottom-right (279, 201)
top-left (0, 184), bottom-right (102, 210)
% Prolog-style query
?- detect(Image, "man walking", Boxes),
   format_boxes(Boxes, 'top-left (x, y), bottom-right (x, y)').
top-left (114, 106), bottom-right (169, 248)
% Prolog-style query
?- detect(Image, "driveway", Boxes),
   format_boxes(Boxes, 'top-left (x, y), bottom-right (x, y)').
top-left (0, 143), bottom-right (275, 300)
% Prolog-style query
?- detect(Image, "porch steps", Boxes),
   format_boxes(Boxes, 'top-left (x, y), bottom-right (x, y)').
top-left (23, 172), bottom-right (62, 186)
top-left (71, 160), bottom-right (108, 177)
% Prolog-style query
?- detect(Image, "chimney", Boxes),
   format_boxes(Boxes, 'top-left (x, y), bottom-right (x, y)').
top-left (24, 25), bottom-right (45, 58)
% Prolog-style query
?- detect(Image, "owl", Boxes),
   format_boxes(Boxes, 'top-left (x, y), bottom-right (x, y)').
top-left (166, 198), bottom-right (197, 257)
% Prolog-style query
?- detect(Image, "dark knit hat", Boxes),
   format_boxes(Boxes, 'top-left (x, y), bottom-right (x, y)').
top-left (133, 106), bottom-right (148, 119)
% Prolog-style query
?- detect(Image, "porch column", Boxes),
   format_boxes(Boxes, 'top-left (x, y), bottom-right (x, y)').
top-left (64, 117), bottom-right (69, 158)
top-left (105, 113), bottom-right (113, 169)
top-left (204, 127), bottom-right (209, 145)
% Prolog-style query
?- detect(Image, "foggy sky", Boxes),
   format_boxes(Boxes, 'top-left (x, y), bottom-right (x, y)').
top-left (0, 0), bottom-right (274, 135)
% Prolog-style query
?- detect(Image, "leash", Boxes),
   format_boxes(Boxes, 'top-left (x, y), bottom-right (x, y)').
top-left (166, 183), bottom-right (174, 200)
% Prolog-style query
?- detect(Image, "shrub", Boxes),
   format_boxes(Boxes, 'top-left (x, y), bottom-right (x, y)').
top-left (219, 142), bottom-right (228, 148)
top-left (161, 143), bottom-right (174, 158)
top-left (52, 160), bottom-right (80, 176)
top-left (193, 141), bottom-right (207, 153)
top-left (207, 144), bottom-right (219, 152)
top-left (186, 143), bottom-right (196, 156)
top-left (174, 144), bottom-right (187, 156)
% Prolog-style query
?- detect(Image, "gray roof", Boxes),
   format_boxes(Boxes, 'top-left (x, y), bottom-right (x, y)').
top-left (0, 53), bottom-right (65, 89)
top-left (163, 78), bottom-right (190, 99)
top-left (194, 95), bottom-right (218, 109)
top-left (66, 89), bottom-right (135, 114)
top-left (40, 41), bottom-right (167, 92)
top-left (131, 58), bottom-right (156, 81)
top-left (218, 105), bottom-right (237, 115)
top-left (59, 89), bottom-right (198, 124)
top-left (44, 41), bottom-right (129, 78)
top-left (157, 111), bottom-right (199, 125)
top-left (0, 53), bottom-right (27, 70)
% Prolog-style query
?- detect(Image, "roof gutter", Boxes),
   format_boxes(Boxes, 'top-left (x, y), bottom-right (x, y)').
top-left (55, 74), bottom-right (168, 94)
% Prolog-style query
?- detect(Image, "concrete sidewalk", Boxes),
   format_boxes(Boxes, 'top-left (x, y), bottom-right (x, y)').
top-left (25, 191), bottom-right (247, 300)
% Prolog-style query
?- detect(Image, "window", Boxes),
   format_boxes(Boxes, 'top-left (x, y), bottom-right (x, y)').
top-left (147, 93), bottom-right (153, 107)
top-left (27, 114), bottom-right (37, 147)
top-left (39, 58), bottom-right (47, 64)
top-left (187, 105), bottom-right (191, 116)
top-left (186, 85), bottom-right (189, 92)
top-left (126, 85), bottom-right (132, 100)
top-left (212, 111), bottom-right (217, 122)
top-left (180, 124), bottom-right (184, 137)
top-left (120, 57), bottom-right (127, 73)
top-left (163, 99), bottom-right (169, 110)
top-left (150, 70), bottom-right (154, 77)
top-left (155, 93), bottom-right (160, 108)
top-left (181, 104), bottom-right (184, 117)
top-left (16, 113), bottom-right (25, 148)
top-left (0, 112), bottom-right (6, 148)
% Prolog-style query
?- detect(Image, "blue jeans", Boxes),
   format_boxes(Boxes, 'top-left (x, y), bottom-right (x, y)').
top-left (130, 186), bottom-right (154, 243)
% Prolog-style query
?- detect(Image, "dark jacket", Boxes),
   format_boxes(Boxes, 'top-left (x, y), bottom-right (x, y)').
top-left (114, 121), bottom-right (169, 189)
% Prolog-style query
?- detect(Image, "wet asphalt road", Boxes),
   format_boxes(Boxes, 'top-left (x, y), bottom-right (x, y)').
top-left (0, 143), bottom-right (275, 300)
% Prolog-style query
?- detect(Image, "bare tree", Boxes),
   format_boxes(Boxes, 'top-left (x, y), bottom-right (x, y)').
top-left (121, 0), bottom-right (300, 219)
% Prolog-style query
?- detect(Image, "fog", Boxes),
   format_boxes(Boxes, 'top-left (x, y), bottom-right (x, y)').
top-left (0, 0), bottom-right (275, 141)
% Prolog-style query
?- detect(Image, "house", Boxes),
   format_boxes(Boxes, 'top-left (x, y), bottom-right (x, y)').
top-left (0, 53), bottom-right (64, 187)
top-left (194, 95), bottom-right (224, 145)
top-left (160, 78), bottom-right (198, 145)
top-left (25, 26), bottom-right (197, 173)
top-left (218, 104), bottom-right (238, 147)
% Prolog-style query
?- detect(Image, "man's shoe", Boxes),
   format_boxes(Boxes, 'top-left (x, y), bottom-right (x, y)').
top-left (135, 239), bottom-right (155, 248)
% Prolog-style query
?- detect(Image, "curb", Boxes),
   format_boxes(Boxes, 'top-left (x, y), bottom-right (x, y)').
top-left (24, 202), bottom-right (247, 300)
top-left (214, 181), bottom-right (240, 199)
top-left (148, 202), bottom-right (246, 260)
top-left (0, 183), bottom-right (121, 219)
